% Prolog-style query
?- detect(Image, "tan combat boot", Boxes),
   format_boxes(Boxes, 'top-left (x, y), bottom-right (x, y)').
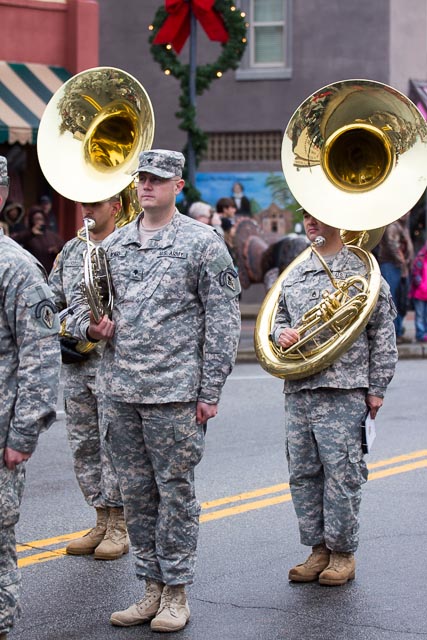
top-left (0, 632), bottom-right (8, 639)
top-left (66, 507), bottom-right (108, 555)
top-left (150, 584), bottom-right (190, 633)
top-left (94, 507), bottom-right (129, 560)
top-left (318, 551), bottom-right (356, 586)
top-left (288, 543), bottom-right (330, 582)
top-left (110, 580), bottom-right (164, 626)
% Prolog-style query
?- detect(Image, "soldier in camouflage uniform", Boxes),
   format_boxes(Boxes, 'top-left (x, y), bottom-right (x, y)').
top-left (48, 195), bottom-right (128, 560)
top-left (70, 149), bottom-right (241, 633)
top-left (0, 156), bottom-right (61, 639)
top-left (272, 209), bottom-right (398, 587)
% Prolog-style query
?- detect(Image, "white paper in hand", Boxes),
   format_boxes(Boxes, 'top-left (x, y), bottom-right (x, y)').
top-left (361, 411), bottom-right (376, 454)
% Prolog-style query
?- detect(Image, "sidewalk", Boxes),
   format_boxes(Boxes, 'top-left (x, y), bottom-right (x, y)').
top-left (237, 304), bottom-right (427, 363)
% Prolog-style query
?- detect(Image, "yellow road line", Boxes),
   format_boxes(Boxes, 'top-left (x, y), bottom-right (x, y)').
top-left (202, 483), bottom-right (290, 509)
top-left (201, 457), bottom-right (427, 523)
top-left (369, 458), bottom-right (427, 480)
top-left (17, 449), bottom-right (427, 568)
top-left (201, 492), bottom-right (292, 522)
top-left (17, 529), bottom-right (90, 553)
top-left (19, 548), bottom-right (67, 568)
top-left (202, 449), bottom-right (427, 510)
top-left (367, 449), bottom-right (427, 470)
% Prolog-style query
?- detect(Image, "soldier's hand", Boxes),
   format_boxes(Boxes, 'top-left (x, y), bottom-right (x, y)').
top-left (196, 401), bottom-right (218, 425)
top-left (87, 313), bottom-right (115, 341)
top-left (4, 447), bottom-right (31, 470)
top-left (277, 328), bottom-right (300, 349)
top-left (366, 394), bottom-right (383, 419)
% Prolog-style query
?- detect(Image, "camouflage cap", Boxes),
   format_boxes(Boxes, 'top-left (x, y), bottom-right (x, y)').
top-left (137, 149), bottom-right (185, 179)
top-left (0, 156), bottom-right (9, 187)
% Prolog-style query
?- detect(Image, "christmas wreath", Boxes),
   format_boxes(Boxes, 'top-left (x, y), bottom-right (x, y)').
top-left (149, 0), bottom-right (247, 202)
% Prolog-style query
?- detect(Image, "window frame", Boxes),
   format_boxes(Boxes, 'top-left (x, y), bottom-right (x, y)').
top-left (236, 0), bottom-right (292, 81)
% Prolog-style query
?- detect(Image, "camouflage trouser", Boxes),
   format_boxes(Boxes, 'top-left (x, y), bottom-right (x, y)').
top-left (64, 377), bottom-right (122, 509)
top-left (284, 388), bottom-right (369, 553)
top-left (102, 400), bottom-right (205, 585)
top-left (0, 453), bottom-right (26, 634)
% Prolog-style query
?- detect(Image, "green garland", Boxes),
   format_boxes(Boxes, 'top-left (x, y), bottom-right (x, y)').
top-left (149, 0), bottom-right (247, 204)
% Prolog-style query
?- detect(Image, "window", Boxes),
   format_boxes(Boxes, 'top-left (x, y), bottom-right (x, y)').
top-left (236, 0), bottom-right (292, 80)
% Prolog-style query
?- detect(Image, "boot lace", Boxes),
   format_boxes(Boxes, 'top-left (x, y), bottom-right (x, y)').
top-left (329, 553), bottom-right (352, 571)
top-left (136, 583), bottom-right (162, 610)
top-left (158, 587), bottom-right (182, 615)
top-left (305, 547), bottom-right (329, 567)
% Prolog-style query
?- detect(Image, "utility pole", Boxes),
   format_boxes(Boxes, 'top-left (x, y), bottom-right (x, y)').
top-left (188, 3), bottom-right (197, 188)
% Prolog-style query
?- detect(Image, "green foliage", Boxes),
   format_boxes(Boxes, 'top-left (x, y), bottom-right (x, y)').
top-left (149, 1), bottom-right (248, 203)
top-left (265, 173), bottom-right (295, 209)
top-left (265, 173), bottom-right (305, 227)
top-left (249, 198), bottom-right (261, 214)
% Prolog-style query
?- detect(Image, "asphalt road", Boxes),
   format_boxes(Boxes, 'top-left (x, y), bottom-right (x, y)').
top-left (12, 359), bottom-right (427, 640)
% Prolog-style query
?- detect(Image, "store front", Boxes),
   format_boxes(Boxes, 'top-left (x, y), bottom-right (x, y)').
top-left (0, 0), bottom-right (99, 239)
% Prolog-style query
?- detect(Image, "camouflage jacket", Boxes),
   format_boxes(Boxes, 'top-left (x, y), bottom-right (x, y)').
top-left (49, 235), bottom-right (104, 389)
top-left (70, 210), bottom-right (241, 404)
top-left (0, 234), bottom-right (61, 452)
top-left (272, 246), bottom-right (398, 396)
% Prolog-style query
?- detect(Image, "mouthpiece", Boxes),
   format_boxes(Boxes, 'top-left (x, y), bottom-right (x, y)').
top-left (84, 218), bottom-right (96, 231)
top-left (313, 236), bottom-right (326, 247)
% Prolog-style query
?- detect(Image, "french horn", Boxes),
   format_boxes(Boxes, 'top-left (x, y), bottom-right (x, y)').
top-left (254, 79), bottom-right (427, 380)
top-left (37, 67), bottom-right (155, 328)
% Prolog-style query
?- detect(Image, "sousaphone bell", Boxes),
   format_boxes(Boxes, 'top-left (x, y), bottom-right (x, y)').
top-left (254, 79), bottom-right (427, 380)
top-left (37, 67), bottom-right (155, 351)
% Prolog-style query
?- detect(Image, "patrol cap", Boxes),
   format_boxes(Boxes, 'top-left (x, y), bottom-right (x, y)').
top-left (0, 156), bottom-right (9, 187)
top-left (137, 149), bottom-right (185, 179)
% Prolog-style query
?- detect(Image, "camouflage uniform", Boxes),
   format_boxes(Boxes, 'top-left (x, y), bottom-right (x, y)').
top-left (0, 233), bottom-right (60, 634)
top-left (273, 246), bottom-right (398, 552)
top-left (48, 238), bottom-right (122, 509)
top-left (72, 210), bottom-right (241, 584)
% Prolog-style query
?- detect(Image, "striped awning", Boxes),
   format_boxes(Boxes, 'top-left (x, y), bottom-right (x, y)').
top-left (0, 61), bottom-right (71, 145)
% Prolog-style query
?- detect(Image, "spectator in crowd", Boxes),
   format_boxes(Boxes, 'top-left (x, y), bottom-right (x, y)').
top-left (409, 240), bottom-right (427, 342)
top-left (376, 220), bottom-right (407, 340)
top-left (216, 197), bottom-right (238, 260)
top-left (216, 197), bottom-right (237, 222)
top-left (187, 201), bottom-right (224, 235)
top-left (14, 206), bottom-right (64, 273)
top-left (39, 195), bottom-right (59, 232)
top-left (0, 201), bottom-right (26, 238)
top-left (394, 213), bottom-right (414, 343)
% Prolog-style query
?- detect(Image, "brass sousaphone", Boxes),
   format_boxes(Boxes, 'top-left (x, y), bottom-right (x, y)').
top-left (254, 79), bottom-right (427, 380)
top-left (37, 66), bottom-right (155, 328)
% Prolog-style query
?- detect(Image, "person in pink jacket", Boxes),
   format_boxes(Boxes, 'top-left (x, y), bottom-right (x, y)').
top-left (409, 242), bottom-right (427, 342)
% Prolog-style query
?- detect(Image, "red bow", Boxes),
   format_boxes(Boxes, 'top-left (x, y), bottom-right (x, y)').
top-left (153, 0), bottom-right (229, 54)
